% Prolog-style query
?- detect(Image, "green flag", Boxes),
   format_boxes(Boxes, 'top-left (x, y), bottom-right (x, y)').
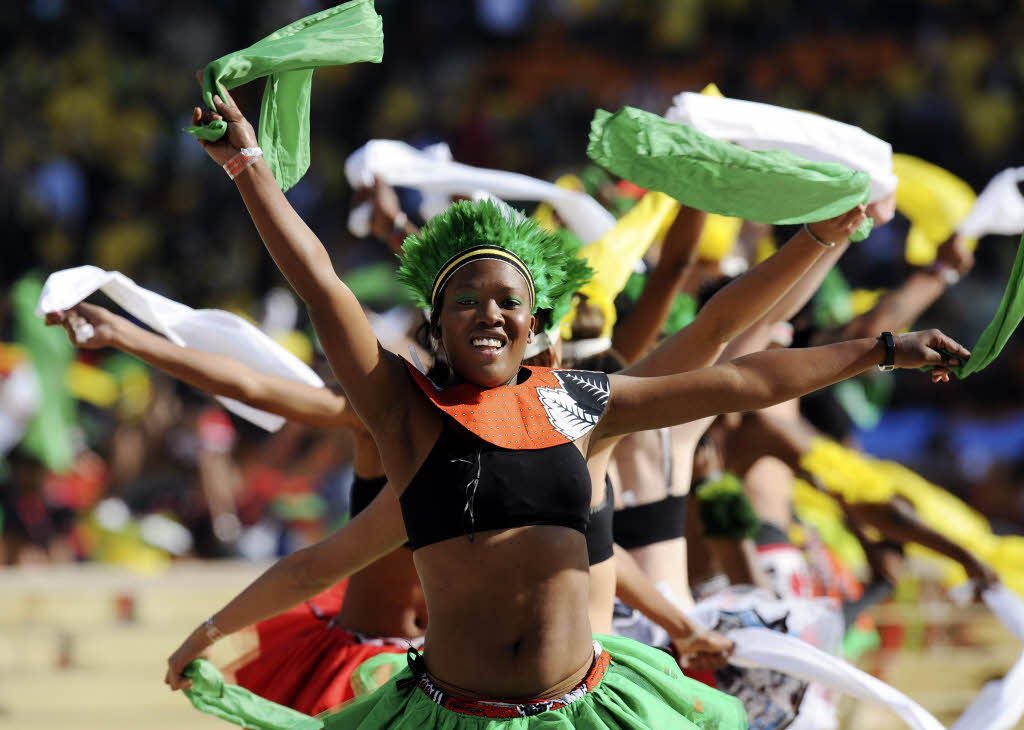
top-left (183, 659), bottom-right (323, 730)
top-left (587, 106), bottom-right (874, 240)
top-left (187, 0), bottom-right (383, 191)
top-left (13, 274), bottom-right (75, 471)
top-left (951, 233), bottom-right (1024, 378)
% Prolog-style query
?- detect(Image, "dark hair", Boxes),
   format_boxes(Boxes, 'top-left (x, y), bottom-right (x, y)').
top-left (569, 350), bottom-right (625, 374)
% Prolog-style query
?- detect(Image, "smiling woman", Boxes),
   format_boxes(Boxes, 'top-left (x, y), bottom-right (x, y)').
top-left (398, 201), bottom-right (591, 388)
top-left (168, 88), bottom-right (971, 730)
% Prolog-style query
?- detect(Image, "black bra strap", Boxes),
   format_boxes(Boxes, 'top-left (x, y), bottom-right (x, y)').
top-left (613, 494), bottom-right (688, 549)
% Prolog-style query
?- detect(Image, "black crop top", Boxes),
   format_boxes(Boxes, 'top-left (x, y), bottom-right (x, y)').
top-left (398, 416), bottom-right (592, 551)
top-left (350, 473), bottom-right (411, 550)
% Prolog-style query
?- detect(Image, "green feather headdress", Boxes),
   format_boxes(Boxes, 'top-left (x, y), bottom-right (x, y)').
top-left (396, 199), bottom-right (592, 315)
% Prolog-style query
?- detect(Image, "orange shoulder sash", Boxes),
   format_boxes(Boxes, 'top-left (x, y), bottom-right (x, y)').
top-left (404, 361), bottom-right (609, 450)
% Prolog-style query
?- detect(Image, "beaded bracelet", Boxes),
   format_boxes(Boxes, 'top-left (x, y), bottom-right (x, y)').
top-left (223, 147), bottom-right (263, 180)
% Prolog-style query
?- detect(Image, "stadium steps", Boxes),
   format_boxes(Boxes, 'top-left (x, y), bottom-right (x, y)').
top-left (0, 561), bottom-right (267, 730)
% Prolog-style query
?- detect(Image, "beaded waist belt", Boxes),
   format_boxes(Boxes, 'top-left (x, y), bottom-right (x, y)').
top-left (415, 641), bottom-right (610, 718)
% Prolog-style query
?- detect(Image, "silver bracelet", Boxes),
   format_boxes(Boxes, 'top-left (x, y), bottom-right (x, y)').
top-left (803, 223), bottom-right (836, 248)
top-left (204, 616), bottom-right (225, 643)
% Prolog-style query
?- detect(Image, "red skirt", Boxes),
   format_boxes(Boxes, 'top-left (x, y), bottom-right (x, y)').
top-left (222, 581), bottom-right (412, 716)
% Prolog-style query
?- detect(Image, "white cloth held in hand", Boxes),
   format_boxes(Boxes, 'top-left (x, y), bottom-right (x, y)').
top-left (727, 626), bottom-right (945, 730)
top-left (36, 266), bottom-right (324, 432)
top-left (343, 139), bottom-right (615, 243)
top-left (957, 168), bottom-right (1024, 239)
top-left (665, 92), bottom-right (897, 203)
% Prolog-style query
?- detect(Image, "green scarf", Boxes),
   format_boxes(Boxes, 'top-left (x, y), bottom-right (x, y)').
top-left (183, 659), bottom-right (322, 730)
top-left (13, 274), bottom-right (76, 472)
top-left (187, 0), bottom-right (383, 191)
top-left (951, 233), bottom-right (1024, 378)
top-left (587, 106), bottom-right (874, 241)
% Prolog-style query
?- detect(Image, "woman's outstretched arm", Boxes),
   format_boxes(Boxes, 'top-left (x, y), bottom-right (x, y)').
top-left (625, 206), bottom-right (866, 377)
top-left (164, 485), bottom-right (407, 690)
top-left (48, 303), bottom-right (360, 430)
top-left (599, 329), bottom-right (968, 439)
top-left (190, 92), bottom-right (414, 435)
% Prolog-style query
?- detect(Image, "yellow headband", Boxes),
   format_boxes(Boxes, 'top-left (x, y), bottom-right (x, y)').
top-left (430, 245), bottom-right (535, 310)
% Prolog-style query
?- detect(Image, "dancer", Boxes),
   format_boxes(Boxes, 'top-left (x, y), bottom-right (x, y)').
top-left (360, 178), bottom-right (736, 668)
top-left (166, 90), bottom-right (966, 729)
top-left (47, 302), bottom-right (425, 714)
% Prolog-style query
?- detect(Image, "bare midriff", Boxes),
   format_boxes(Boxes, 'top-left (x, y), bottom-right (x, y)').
top-left (414, 525), bottom-right (594, 699)
top-left (335, 548), bottom-right (427, 640)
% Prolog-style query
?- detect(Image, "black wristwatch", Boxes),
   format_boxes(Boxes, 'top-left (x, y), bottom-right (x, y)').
top-left (877, 331), bottom-right (896, 372)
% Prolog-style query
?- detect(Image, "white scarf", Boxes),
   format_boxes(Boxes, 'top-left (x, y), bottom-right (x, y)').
top-left (36, 266), bottom-right (324, 432)
top-left (957, 168), bottom-right (1024, 239)
top-left (343, 139), bottom-right (615, 243)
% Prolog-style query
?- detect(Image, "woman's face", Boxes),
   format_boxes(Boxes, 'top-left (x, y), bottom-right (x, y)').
top-left (437, 259), bottom-right (536, 388)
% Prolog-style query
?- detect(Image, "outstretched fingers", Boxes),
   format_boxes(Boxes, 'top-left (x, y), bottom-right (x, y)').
top-left (926, 330), bottom-right (971, 366)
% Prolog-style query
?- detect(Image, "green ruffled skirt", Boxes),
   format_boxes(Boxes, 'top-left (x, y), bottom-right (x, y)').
top-left (317, 634), bottom-right (747, 729)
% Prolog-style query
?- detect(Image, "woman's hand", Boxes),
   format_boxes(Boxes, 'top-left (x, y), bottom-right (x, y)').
top-left (45, 303), bottom-right (122, 349)
top-left (164, 627), bottom-right (211, 691)
top-left (936, 232), bottom-right (975, 278)
top-left (190, 80), bottom-right (258, 167)
top-left (369, 180), bottom-right (403, 241)
top-left (672, 628), bottom-right (734, 672)
top-left (806, 204), bottom-right (868, 245)
top-left (893, 329), bottom-right (971, 381)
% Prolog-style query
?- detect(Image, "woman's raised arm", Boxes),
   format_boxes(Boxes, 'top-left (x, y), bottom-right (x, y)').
top-left (49, 303), bottom-right (360, 430)
top-left (191, 92), bottom-right (413, 434)
top-left (599, 329), bottom-right (968, 439)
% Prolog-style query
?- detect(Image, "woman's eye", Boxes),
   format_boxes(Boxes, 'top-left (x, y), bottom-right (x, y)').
top-left (456, 297), bottom-right (477, 306)
top-left (504, 297), bottom-right (523, 308)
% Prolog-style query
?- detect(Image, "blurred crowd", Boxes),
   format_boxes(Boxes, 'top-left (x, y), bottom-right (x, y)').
top-left (2, 0), bottom-right (1024, 567)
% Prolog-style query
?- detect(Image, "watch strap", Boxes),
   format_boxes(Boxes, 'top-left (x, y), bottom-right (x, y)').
top-left (877, 331), bottom-right (896, 371)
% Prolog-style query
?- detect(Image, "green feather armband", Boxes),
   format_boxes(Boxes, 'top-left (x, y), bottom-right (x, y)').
top-left (697, 472), bottom-right (760, 541)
